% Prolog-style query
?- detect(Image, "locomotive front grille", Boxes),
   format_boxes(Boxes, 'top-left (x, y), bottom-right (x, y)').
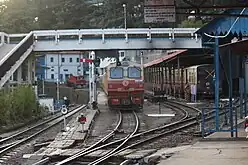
top-left (122, 99), bottom-right (131, 105)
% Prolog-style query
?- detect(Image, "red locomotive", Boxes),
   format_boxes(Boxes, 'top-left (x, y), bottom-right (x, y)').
top-left (102, 61), bottom-right (144, 110)
top-left (66, 75), bottom-right (88, 88)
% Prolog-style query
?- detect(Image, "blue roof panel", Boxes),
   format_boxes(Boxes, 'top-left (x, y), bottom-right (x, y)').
top-left (198, 8), bottom-right (248, 35)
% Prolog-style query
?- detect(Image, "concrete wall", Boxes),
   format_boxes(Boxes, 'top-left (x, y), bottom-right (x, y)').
top-left (37, 82), bottom-right (89, 105)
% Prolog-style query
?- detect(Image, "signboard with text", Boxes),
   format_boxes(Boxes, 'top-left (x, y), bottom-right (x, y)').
top-left (144, 0), bottom-right (176, 23)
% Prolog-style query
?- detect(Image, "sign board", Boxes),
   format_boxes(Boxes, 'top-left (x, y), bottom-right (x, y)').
top-left (144, 0), bottom-right (176, 23)
top-left (78, 115), bottom-right (87, 124)
top-left (38, 97), bottom-right (54, 113)
top-left (80, 58), bottom-right (93, 63)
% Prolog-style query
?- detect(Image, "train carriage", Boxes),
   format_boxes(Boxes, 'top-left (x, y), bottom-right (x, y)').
top-left (144, 64), bottom-right (223, 100)
top-left (184, 64), bottom-right (221, 99)
top-left (102, 60), bottom-right (144, 110)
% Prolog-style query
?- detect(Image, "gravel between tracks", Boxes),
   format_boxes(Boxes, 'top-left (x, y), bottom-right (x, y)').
top-left (2, 109), bottom-right (81, 165)
top-left (142, 101), bottom-right (185, 130)
top-left (84, 105), bottom-right (119, 146)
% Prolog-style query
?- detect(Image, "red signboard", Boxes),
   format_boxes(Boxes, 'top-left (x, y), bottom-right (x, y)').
top-left (80, 58), bottom-right (93, 63)
top-left (78, 115), bottom-right (87, 124)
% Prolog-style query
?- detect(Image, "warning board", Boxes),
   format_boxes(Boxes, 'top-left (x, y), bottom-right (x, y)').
top-left (144, 0), bottom-right (176, 23)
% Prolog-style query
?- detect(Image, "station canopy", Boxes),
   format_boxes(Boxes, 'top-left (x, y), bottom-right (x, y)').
top-left (144, 48), bottom-right (213, 68)
top-left (220, 39), bottom-right (248, 55)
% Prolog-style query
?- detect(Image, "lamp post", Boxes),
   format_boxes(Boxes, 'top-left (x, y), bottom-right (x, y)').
top-left (123, 4), bottom-right (127, 29)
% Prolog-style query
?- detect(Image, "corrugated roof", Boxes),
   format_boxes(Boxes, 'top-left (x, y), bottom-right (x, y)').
top-left (144, 50), bottom-right (187, 68)
top-left (197, 8), bottom-right (248, 35)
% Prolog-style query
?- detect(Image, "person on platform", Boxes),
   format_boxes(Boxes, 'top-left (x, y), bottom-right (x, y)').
top-left (184, 83), bottom-right (190, 102)
top-left (63, 96), bottom-right (70, 108)
top-left (245, 116), bottom-right (248, 138)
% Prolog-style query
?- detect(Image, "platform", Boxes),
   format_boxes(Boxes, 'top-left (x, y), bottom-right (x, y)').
top-left (156, 130), bottom-right (248, 165)
top-left (24, 107), bottom-right (98, 164)
top-left (23, 92), bottom-right (108, 164)
top-left (44, 109), bottom-right (97, 149)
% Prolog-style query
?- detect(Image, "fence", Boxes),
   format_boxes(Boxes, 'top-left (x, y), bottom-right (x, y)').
top-left (201, 106), bottom-right (238, 137)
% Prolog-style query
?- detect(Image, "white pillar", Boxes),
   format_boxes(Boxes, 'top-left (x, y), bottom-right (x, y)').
top-left (17, 66), bottom-right (22, 82)
top-left (80, 53), bottom-right (84, 76)
top-left (140, 51), bottom-right (144, 81)
top-left (89, 53), bottom-right (93, 105)
top-left (89, 51), bottom-right (97, 107)
top-left (1, 33), bottom-right (4, 44)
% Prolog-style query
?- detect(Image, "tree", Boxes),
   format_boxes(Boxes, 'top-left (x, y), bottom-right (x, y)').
top-left (0, 0), bottom-right (240, 33)
top-left (179, 19), bottom-right (206, 28)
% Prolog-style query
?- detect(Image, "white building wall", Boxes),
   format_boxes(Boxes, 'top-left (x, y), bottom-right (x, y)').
top-left (45, 53), bottom-right (83, 82)
top-left (118, 50), bottom-right (166, 64)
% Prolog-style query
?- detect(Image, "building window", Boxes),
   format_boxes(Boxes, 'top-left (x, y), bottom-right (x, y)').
top-left (51, 69), bottom-right (54, 72)
top-left (70, 58), bottom-right (73, 63)
top-left (51, 74), bottom-right (54, 79)
top-left (120, 52), bottom-right (125, 57)
top-left (77, 58), bottom-right (79, 62)
top-left (60, 74), bottom-right (63, 80)
top-left (50, 57), bottom-right (54, 62)
top-left (78, 69), bottom-right (81, 72)
top-left (64, 69), bottom-right (68, 72)
top-left (62, 57), bottom-right (65, 63)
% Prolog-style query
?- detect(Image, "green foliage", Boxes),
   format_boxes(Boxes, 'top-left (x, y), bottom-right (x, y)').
top-left (0, 0), bottom-right (240, 33)
top-left (179, 20), bottom-right (206, 28)
top-left (0, 85), bottom-right (47, 126)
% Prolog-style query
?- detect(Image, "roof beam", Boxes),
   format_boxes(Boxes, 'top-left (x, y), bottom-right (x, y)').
top-left (177, 4), bottom-right (248, 10)
top-left (176, 12), bottom-right (248, 18)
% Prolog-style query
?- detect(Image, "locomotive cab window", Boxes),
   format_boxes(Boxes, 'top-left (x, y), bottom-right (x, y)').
top-left (110, 67), bottom-right (123, 79)
top-left (128, 67), bottom-right (141, 79)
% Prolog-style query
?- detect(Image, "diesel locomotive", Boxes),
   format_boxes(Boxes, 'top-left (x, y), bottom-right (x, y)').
top-left (102, 60), bottom-right (144, 110)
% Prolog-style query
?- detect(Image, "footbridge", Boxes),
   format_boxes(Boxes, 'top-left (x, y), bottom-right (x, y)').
top-left (0, 28), bottom-right (202, 87)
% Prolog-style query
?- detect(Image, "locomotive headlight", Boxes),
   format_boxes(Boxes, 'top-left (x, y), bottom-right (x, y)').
top-left (206, 82), bottom-right (210, 86)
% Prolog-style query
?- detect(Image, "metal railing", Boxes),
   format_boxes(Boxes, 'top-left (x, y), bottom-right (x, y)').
top-left (0, 32), bottom-right (34, 78)
top-left (5, 28), bottom-right (200, 44)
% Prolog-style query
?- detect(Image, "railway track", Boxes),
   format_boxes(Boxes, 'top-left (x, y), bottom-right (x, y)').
top-left (0, 105), bottom-right (86, 157)
top-left (42, 98), bottom-right (241, 164)
top-left (49, 102), bottom-right (190, 165)
top-left (53, 110), bottom-right (139, 165)
top-left (88, 111), bottom-right (139, 165)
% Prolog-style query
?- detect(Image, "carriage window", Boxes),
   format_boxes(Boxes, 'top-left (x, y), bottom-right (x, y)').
top-left (110, 67), bottom-right (123, 79)
top-left (128, 67), bottom-right (141, 79)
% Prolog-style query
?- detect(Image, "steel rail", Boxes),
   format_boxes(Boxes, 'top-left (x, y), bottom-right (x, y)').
top-left (87, 102), bottom-right (231, 164)
top-left (55, 104), bottom-right (190, 165)
top-left (55, 110), bottom-right (123, 165)
top-left (55, 99), bottom-right (239, 164)
top-left (88, 110), bottom-right (139, 165)
top-left (0, 105), bottom-right (81, 145)
top-left (0, 105), bottom-right (86, 156)
top-left (107, 99), bottom-right (243, 158)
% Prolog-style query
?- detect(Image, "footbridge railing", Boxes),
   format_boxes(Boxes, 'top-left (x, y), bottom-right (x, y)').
top-left (0, 32), bottom-right (34, 84)
top-left (6, 28), bottom-right (200, 44)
